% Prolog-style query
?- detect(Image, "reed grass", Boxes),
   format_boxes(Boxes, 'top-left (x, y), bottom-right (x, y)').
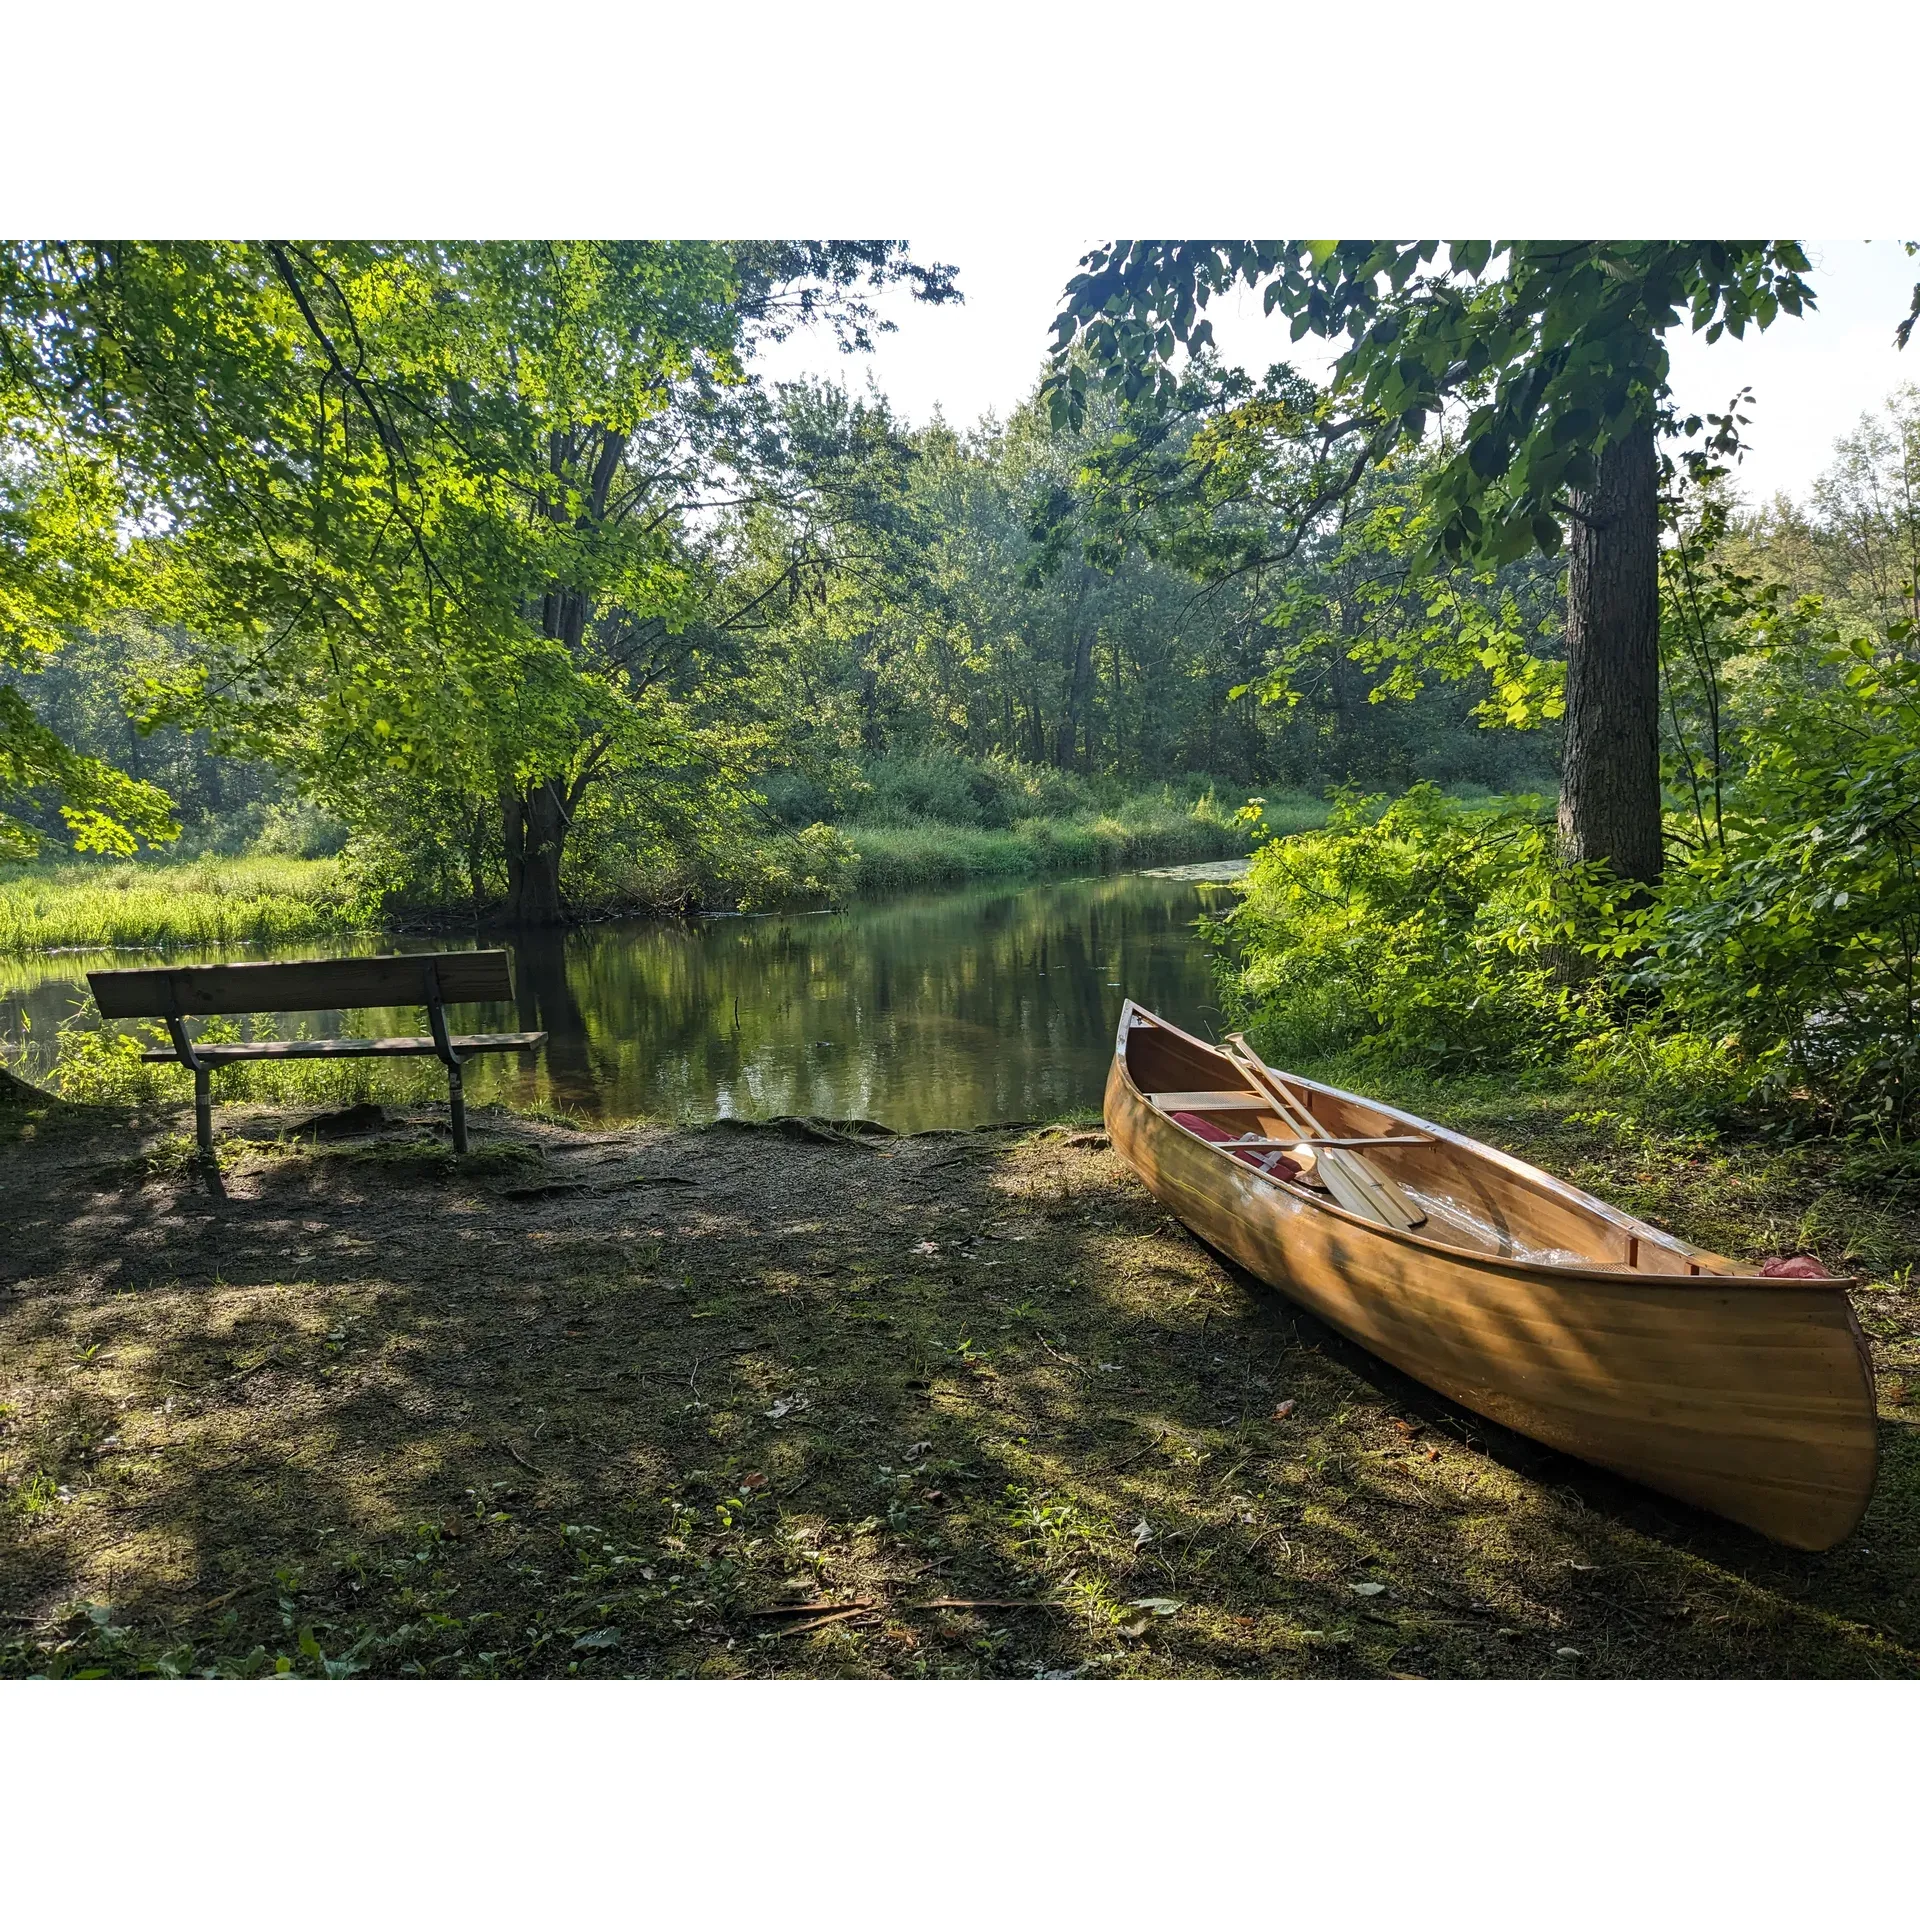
top-left (845, 798), bottom-right (1269, 893)
top-left (0, 856), bottom-right (352, 953)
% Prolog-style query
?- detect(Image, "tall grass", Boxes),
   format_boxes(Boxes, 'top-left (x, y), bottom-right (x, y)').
top-left (0, 856), bottom-right (352, 953)
top-left (845, 796), bottom-right (1264, 893)
top-left (49, 1019), bottom-right (449, 1109)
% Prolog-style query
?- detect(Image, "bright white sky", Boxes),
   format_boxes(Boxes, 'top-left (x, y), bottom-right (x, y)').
top-left (755, 238), bottom-right (1920, 509)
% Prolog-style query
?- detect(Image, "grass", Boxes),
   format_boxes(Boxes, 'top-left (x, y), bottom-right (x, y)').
top-left (845, 799), bottom-right (1263, 894)
top-left (0, 855), bottom-right (352, 953)
top-left (41, 1018), bottom-right (452, 1111)
top-left (0, 799), bottom-right (1262, 951)
top-left (1, 1081), bottom-right (1915, 1680)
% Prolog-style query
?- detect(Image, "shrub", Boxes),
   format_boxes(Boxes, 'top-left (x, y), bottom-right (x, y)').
top-left (251, 801), bottom-right (350, 859)
top-left (843, 753), bottom-right (1097, 831)
top-left (1217, 783), bottom-right (1610, 1071)
top-left (1630, 627), bottom-right (1920, 1128)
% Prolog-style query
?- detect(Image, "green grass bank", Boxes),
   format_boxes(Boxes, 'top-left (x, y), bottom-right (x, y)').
top-left (842, 797), bottom-right (1265, 894)
top-left (0, 856), bottom-right (354, 954)
top-left (0, 790), bottom-right (1292, 953)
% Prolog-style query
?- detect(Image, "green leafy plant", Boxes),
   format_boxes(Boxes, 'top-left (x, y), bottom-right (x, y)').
top-left (1219, 783), bottom-right (1616, 1071)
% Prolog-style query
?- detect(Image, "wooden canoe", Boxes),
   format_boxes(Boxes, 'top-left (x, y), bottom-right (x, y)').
top-left (1104, 1002), bottom-right (1878, 1550)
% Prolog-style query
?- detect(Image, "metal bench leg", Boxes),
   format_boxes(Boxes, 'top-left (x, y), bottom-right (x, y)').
top-left (447, 1058), bottom-right (468, 1154)
top-left (194, 1066), bottom-right (224, 1198)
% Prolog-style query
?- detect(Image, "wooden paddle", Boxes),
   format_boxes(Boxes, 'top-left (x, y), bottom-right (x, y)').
top-left (1223, 1035), bottom-right (1428, 1231)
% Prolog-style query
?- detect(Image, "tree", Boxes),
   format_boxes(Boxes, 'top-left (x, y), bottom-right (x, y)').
top-left (1044, 241), bottom-right (1839, 885)
top-left (1, 414), bottom-right (176, 858)
top-left (0, 240), bottom-right (957, 918)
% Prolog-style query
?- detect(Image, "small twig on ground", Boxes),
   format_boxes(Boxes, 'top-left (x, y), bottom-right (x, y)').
top-left (761, 1606), bottom-right (876, 1638)
top-left (745, 1597), bottom-right (879, 1618)
top-left (503, 1439), bottom-right (546, 1476)
top-left (180, 1584), bottom-right (250, 1619)
top-left (1109, 1432), bottom-right (1166, 1472)
top-left (908, 1598), bottom-right (1064, 1610)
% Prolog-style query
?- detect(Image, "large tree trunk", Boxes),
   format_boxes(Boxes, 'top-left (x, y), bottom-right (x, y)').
top-left (501, 782), bottom-right (569, 926)
top-left (1559, 419), bottom-right (1663, 887)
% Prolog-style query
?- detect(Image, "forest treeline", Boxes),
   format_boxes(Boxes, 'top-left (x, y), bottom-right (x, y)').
top-left (3, 241), bottom-right (1553, 929)
top-left (7, 385), bottom-right (1552, 897)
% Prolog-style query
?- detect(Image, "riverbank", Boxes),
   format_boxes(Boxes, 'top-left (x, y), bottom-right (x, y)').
top-left (3, 1079), bottom-right (1915, 1679)
top-left (841, 802), bottom-right (1260, 894)
top-left (0, 855), bottom-right (353, 954)
top-left (0, 796), bottom-right (1268, 955)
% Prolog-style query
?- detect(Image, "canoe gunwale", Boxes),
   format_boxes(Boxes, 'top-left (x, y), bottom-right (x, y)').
top-left (1114, 1003), bottom-right (1854, 1294)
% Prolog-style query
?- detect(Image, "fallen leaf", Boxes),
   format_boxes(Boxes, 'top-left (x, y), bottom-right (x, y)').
top-left (912, 1241), bottom-right (941, 1255)
top-left (1554, 1647), bottom-right (1582, 1660)
top-left (741, 1472), bottom-right (769, 1492)
top-left (1271, 1400), bottom-right (1296, 1421)
top-left (1349, 1581), bottom-right (1387, 1597)
top-left (1129, 1596), bottom-right (1182, 1616)
top-left (1392, 1418), bottom-right (1419, 1437)
top-left (572, 1627), bottom-right (621, 1651)
top-left (1425, 1447), bottom-right (1440, 1461)
top-left (1130, 1517), bottom-right (1153, 1546)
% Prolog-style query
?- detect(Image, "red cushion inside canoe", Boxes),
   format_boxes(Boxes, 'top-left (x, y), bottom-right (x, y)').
top-left (1169, 1110), bottom-right (1303, 1180)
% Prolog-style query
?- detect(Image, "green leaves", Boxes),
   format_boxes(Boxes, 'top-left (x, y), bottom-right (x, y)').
top-left (1047, 240), bottom-right (1819, 571)
top-left (0, 685), bottom-right (176, 859)
top-left (1218, 783), bottom-right (1608, 1072)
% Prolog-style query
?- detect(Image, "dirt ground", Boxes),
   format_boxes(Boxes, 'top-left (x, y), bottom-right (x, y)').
top-left (3, 1083), bottom-right (1917, 1679)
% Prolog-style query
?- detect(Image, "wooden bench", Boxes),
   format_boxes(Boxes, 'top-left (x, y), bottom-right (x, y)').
top-left (86, 950), bottom-right (546, 1193)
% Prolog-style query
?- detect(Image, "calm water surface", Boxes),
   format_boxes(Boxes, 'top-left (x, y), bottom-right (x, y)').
top-left (1, 875), bottom-right (1237, 1132)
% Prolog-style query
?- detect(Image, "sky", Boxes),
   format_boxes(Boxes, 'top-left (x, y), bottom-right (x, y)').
top-left (755, 239), bottom-right (1920, 508)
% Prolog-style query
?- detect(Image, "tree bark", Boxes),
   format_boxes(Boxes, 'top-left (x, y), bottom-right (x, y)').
top-left (501, 782), bottom-right (569, 926)
top-left (1559, 419), bottom-right (1663, 887)
top-left (1058, 620), bottom-right (1096, 769)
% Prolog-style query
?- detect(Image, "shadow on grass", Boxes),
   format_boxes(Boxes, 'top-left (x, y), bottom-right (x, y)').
top-left (3, 1101), bottom-right (1917, 1679)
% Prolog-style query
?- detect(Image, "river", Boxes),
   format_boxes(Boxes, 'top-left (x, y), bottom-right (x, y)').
top-left (0, 872), bottom-right (1241, 1133)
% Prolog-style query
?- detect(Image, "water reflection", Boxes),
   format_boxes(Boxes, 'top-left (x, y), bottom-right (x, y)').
top-left (0, 875), bottom-right (1234, 1132)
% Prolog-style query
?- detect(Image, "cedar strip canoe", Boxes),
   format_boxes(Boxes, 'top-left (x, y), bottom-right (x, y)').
top-left (1105, 1002), bottom-right (1878, 1550)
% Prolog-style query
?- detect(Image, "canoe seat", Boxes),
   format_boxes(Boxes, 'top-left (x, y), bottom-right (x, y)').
top-left (1170, 1110), bottom-right (1305, 1181)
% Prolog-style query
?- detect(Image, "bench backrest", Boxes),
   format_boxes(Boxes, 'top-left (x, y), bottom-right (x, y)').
top-left (87, 950), bottom-right (514, 1019)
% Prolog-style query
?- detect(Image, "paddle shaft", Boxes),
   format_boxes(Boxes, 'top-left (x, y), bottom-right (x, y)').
top-left (1224, 1038), bottom-right (1427, 1230)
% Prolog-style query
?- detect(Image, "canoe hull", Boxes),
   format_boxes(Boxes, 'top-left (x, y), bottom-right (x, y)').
top-left (1104, 1038), bottom-right (1878, 1551)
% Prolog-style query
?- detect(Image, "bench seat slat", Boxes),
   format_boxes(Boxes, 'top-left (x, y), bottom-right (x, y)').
top-left (139, 1031), bottom-right (547, 1063)
top-left (91, 951), bottom-right (514, 1018)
